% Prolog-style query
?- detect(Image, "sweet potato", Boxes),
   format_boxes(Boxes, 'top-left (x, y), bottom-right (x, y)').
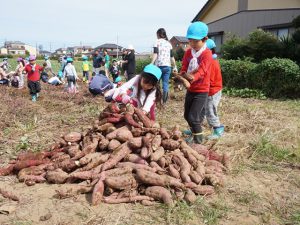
top-left (172, 154), bottom-right (191, 183)
top-left (46, 169), bottom-right (69, 184)
top-left (95, 122), bottom-right (114, 133)
top-left (173, 74), bottom-right (191, 89)
top-left (204, 174), bottom-right (224, 187)
top-left (125, 154), bottom-right (148, 165)
top-left (181, 148), bottom-right (198, 168)
top-left (195, 161), bottom-right (206, 177)
top-left (51, 152), bottom-right (70, 162)
top-left (55, 184), bottom-right (93, 199)
top-left (184, 189), bottom-right (197, 204)
top-left (191, 185), bottom-right (215, 195)
top-left (117, 189), bottom-right (138, 199)
top-left (66, 144), bottom-right (81, 158)
top-left (140, 147), bottom-right (150, 159)
top-left (128, 137), bottom-right (143, 149)
top-left (92, 178), bottom-right (105, 205)
top-left (158, 157), bottom-right (166, 168)
top-left (99, 167), bottom-right (133, 178)
top-left (180, 142), bottom-right (206, 162)
top-left (168, 164), bottom-right (180, 179)
top-left (205, 160), bottom-right (226, 171)
top-left (17, 151), bottom-right (47, 161)
top-left (160, 128), bottom-right (170, 139)
top-left (171, 125), bottom-right (181, 140)
top-left (82, 137), bottom-right (99, 155)
top-left (108, 139), bottom-right (121, 151)
top-left (145, 186), bottom-right (173, 205)
top-left (161, 139), bottom-right (180, 150)
top-left (150, 147), bottom-right (165, 161)
top-left (64, 132), bottom-right (82, 142)
top-left (101, 142), bottom-right (132, 171)
top-left (18, 165), bottom-right (46, 181)
top-left (136, 169), bottom-right (184, 189)
top-left (134, 107), bottom-right (152, 128)
top-left (19, 174), bottom-right (46, 183)
top-left (116, 130), bottom-right (133, 143)
top-left (54, 159), bottom-right (78, 172)
top-left (0, 188), bottom-right (19, 201)
top-left (105, 173), bottom-right (137, 190)
top-left (14, 159), bottom-right (49, 172)
top-left (151, 135), bottom-right (162, 151)
top-left (116, 162), bottom-right (156, 172)
top-left (98, 138), bottom-right (110, 151)
top-left (81, 153), bottom-right (110, 171)
top-left (106, 126), bottom-right (129, 140)
top-left (103, 195), bottom-right (153, 204)
top-left (189, 170), bottom-right (203, 184)
top-left (0, 164), bottom-right (15, 176)
top-left (124, 113), bottom-right (142, 128)
top-left (141, 199), bottom-right (157, 206)
top-left (189, 143), bottom-right (209, 157)
top-left (108, 102), bottom-right (120, 113)
top-left (69, 170), bottom-right (93, 180)
top-left (150, 162), bottom-right (165, 175)
top-left (131, 128), bottom-right (145, 137)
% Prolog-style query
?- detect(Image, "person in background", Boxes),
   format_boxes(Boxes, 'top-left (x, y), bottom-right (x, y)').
top-left (109, 59), bottom-right (121, 82)
top-left (180, 21), bottom-right (213, 144)
top-left (121, 45), bottom-right (136, 81)
top-left (88, 68), bottom-right (114, 96)
top-left (0, 62), bottom-right (13, 85)
top-left (2, 58), bottom-right (11, 72)
top-left (203, 38), bottom-right (224, 139)
top-left (151, 28), bottom-right (177, 104)
top-left (105, 64), bottom-right (162, 121)
top-left (24, 55), bottom-right (45, 102)
top-left (82, 55), bottom-right (90, 83)
top-left (103, 49), bottom-right (110, 77)
top-left (63, 57), bottom-right (78, 93)
top-left (44, 56), bottom-right (55, 76)
top-left (48, 71), bottom-right (63, 86)
top-left (92, 50), bottom-right (103, 75)
top-left (121, 48), bottom-right (128, 79)
top-left (11, 57), bottom-right (25, 88)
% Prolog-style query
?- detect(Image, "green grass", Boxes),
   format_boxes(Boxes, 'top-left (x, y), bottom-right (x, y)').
top-left (250, 135), bottom-right (300, 164)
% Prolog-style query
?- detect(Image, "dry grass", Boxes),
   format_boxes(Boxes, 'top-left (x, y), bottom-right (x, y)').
top-left (0, 82), bottom-right (299, 225)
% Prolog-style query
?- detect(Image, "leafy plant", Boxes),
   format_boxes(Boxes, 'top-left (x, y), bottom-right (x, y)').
top-left (223, 87), bottom-right (266, 99)
top-left (16, 136), bottom-right (30, 151)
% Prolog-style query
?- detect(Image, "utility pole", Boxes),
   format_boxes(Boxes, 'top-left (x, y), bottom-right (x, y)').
top-left (116, 35), bottom-right (119, 58)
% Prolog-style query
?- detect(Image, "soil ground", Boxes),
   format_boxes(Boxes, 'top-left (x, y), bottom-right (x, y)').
top-left (0, 80), bottom-right (299, 225)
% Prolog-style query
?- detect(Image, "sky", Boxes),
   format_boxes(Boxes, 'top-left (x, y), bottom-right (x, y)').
top-left (0, 0), bottom-right (207, 53)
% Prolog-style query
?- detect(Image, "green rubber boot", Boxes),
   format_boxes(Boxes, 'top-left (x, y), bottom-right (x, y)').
top-left (31, 94), bottom-right (37, 102)
top-left (207, 125), bottom-right (224, 140)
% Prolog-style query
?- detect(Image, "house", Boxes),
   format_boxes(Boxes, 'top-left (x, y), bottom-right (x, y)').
top-left (67, 46), bottom-right (93, 56)
top-left (39, 50), bottom-right (52, 57)
top-left (170, 36), bottom-right (189, 51)
top-left (4, 41), bottom-right (26, 55)
top-left (54, 48), bottom-right (67, 56)
top-left (94, 43), bottom-right (124, 58)
top-left (0, 47), bottom-right (8, 55)
top-left (192, 0), bottom-right (300, 52)
top-left (24, 45), bottom-right (38, 56)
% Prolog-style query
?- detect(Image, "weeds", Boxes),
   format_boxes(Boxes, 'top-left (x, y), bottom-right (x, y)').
top-left (15, 136), bottom-right (30, 152)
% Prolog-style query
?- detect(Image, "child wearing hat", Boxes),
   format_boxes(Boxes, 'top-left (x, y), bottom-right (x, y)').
top-left (104, 64), bottom-right (162, 120)
top-left (180, 21), bottom-right (213, 144)
top-left (109, 59), bottom-right (121, 82)
top-left (204, 39), bottom-right (224, 139)
top-left (82, 55), bottom-right (90, 83)
top-left (63, 57), bottom-right (79, 93)
top-left (11, 57), bottom-right (25, 88)
top-left (24, 55), bottom-right (45, 101)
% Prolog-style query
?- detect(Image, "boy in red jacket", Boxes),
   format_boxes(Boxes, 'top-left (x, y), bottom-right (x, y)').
top-left (205, 39), bottom-right (224, 139)
top-left (24, 55), bottom-right (44, 102)
top-left (180, 21), bottom-right (213, 144)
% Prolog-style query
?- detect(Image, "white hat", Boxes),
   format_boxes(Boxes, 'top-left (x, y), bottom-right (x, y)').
top-left (127, 44), bottom-right (134, 50)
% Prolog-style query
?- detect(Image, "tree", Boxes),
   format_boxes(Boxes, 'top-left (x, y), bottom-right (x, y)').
top-left (174, 47), bottom-right (185, 61)
top-left (38, 45), bottom-right (43, 52)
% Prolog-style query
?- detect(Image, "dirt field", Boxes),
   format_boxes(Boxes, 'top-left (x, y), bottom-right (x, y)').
top-left (0, 81), bottom-right (299, 225)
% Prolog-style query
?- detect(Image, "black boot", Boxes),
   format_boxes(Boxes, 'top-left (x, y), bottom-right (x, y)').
top-left (163, 91), bottom-right (169, 104)
top-left (193, 133), bottom-right (203, 144)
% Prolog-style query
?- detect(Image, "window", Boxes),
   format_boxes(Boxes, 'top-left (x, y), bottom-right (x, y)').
top-left (278, 28), bottom-right (289, 38)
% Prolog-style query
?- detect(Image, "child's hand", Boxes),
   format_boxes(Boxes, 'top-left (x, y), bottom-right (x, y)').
top-left (122, 95), bottom-right (131, 104)
top-left (183, 73), bottom-right (194, 82)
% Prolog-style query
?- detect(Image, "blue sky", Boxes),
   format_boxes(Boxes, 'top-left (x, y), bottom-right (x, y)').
top-left (0, 0), bottom-right (207, 52)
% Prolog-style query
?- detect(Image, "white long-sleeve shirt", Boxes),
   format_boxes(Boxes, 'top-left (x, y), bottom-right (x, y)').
top-left (63, 63), bottom-right (78, 79)
top-left (107, 75), bottom-right (156, 113)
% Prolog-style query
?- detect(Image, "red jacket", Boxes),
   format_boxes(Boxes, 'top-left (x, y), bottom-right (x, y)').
top-left (209, 59), bottom-right (223, 96)
top-left (25, 64), bottom-right (43, 82)
top-left (180, 48), bottom-right (213, 93)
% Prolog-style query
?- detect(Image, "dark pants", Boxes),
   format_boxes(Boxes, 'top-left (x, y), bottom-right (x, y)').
top-left (89, 88), bottom-right (102, 96)
top-left (127, 73), bottom-right (135, 81)
top-left (83, 71), bottom-right (89, 80)
top-left (184, 91), bottom-right (208, 134)
top-left (27, 80), bottom-right (41, 95)
top-left (67, 76), bottom-right (76, 88)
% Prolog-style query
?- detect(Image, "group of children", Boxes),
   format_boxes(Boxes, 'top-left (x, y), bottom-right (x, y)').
top-left (0, 20), bottom-right (224, 144)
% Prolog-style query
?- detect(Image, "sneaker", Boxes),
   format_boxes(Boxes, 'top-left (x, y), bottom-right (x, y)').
top-left (207, 125), bottom-right (225, 140)
top-left (36, 93), bottom-right (39, 98)
top-left (31, 94), bottom-right (37, 102)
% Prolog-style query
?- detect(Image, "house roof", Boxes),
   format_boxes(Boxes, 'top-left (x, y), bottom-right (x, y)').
top-left (5, 41), bottom-right (25, 45)
top-left (40, 50), bottom-right (52, 54)
top-left (172, 36), bottom-right (189, 43)
top-left (192, 0), bottom-right (215, 22)
top-left (55, 48), bottom-right (67, 51)
top-left (95, 43), bottom-right (123, 50)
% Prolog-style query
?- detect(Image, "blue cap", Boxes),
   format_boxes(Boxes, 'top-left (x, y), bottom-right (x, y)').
top-left (206, 39), bottom-right (216, 49)
top-left (82, 55), bottom-right (88, 60)
top-left (44, 56), bottom-right (49, 60)
top-left (114, 76), bottom-right (121, 83)
top-left (143, 64), bottom-right (162, 80)
top-left (67, 57), bottom-right (73, 62)
top-left (186, 21), bottom-right (208, 40)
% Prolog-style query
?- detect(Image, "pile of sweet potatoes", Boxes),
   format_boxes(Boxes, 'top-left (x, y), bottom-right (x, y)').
top-left (0, 103), bottom-right (229, 206)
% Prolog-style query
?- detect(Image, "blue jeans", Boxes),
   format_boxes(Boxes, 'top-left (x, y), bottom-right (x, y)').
top-left (159, 66), bottom-right (171, 93)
